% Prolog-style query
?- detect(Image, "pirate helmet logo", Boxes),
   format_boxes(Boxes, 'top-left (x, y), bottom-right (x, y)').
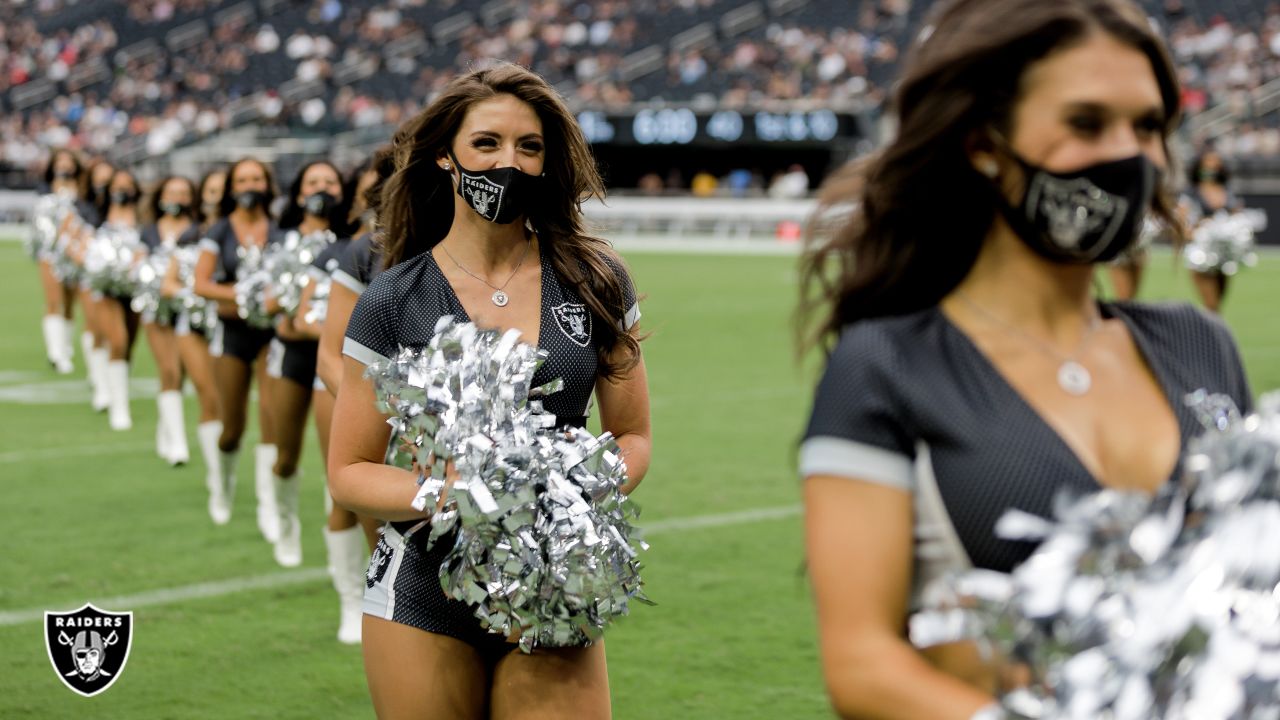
top-left (552, 302), bottom-right (592, 347)
top-left (44, 603), bottom-right (133, 697)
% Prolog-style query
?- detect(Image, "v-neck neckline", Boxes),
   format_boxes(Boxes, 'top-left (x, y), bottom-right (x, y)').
top-left (424, 245), bottom-right (546, 352)
top-left (936, 301), bottom-right (1186, 492)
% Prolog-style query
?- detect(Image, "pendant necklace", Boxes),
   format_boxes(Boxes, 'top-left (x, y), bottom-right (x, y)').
top-left (439, 238), bottom-right (532, 307)
top-left (955, 293), bottom-right (1102, 396)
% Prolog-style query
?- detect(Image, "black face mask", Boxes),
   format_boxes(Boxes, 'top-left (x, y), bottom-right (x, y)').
top-left (53, 169), bottom-right (77, 180)
top-left (991, 147), bottom-right (1159, 264)
top-left (303, 191), bottom-right (338, 218)
top-left (1197, 168), bottom-right (1225, 185)
top-left (110, 190), bottom-right (139, 206)
top-left (449, 152), bottom-right (542, 225)
top-left (93, 183), bottom-right (110, 199)
top-left (235, 190), bottom-right (268, 210)
top-left (160, 202), bottom-right (190, 217)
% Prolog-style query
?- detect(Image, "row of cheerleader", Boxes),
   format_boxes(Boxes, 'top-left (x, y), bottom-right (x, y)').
top-left (27, 147), bottom-right (395, 645)
top-left (1108, 147), bottom-right (1264, 309)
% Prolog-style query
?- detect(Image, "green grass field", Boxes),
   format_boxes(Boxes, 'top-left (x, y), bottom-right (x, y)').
top-left (0, 241), bottom-right (1275, 719)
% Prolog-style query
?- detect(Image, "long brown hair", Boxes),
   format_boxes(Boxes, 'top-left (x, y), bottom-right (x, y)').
top-left (379, 63), bottom-right (641, 377)
top-left (799, 0), bottom-right (1182, 351)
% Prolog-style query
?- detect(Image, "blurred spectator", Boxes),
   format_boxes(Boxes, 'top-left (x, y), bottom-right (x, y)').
top-left (768, 164), bottom-right (810, 199)
top-left (691, 170), bottom-right (718, 197)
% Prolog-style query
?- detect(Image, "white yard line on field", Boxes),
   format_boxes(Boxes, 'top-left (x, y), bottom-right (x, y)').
top-left (0, 504), bottom-right (802, 627)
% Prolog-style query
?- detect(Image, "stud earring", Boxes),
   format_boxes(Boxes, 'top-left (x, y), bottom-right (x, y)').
top-left (978, 159), bottom-right (999, 178)
top-left (442, 162), bottom-right (451, 170)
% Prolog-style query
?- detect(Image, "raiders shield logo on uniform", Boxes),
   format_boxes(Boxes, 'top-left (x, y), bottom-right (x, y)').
top-left (459, 172), bottom-right (505, 223)
top-left (552, 303), bottom-right (592, 347)
top-left (44, 603), bottom-right (133, 697)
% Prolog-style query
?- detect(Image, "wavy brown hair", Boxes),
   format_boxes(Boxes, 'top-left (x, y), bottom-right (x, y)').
top-left (378, 62), bottom-right (641, 377)
top-left (143, 175), bottom-right (198, 225)
top-left (799, 0), bottom-right (1183, 352)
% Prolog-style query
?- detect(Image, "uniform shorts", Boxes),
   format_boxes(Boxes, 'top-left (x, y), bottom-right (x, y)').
top-left (266, 337), bottom-right (318, 389)
top-left (210, 318), bottom-right (274, 364)
top-left (364, 523), bottom-right (519, 664)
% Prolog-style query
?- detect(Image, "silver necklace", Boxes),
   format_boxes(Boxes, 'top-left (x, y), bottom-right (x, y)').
top-left (439, 239), bottom-right (531, 307)
top-left (956, 293), bottom-right (1102, 396)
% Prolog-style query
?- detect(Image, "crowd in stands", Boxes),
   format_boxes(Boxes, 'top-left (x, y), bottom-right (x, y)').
top-left (5, 0), bottom-right (1280, 187)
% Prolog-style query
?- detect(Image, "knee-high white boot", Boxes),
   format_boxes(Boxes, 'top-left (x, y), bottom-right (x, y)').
top-left (255, 445), bottom-right (280, 542)
top-left (106, 360), bottom-right (132, 431)
top-left (154, 395), bottom-right (170, 460)
top-left (197, 421), bottom-right (224, 512)
top-left (88, 347), bottom-right (110, 412)
top-left (210, 443), bottom-right (237, 525)
top-left (273, 473), bottom-right (302, 567)
top-left (324, 525), bottom-right (366, 644)
top-left (42, 315), bottom-right (72, 374)
top-left (158, 390), bottom-right (189, 466)
top-left (62, 320), bottom-right (75, 371)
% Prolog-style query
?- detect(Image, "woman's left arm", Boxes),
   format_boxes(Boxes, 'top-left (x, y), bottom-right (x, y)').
top-left (595, 354), bottom-right (651, 495)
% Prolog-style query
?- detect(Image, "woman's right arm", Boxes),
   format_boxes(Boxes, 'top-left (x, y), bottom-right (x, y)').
top-left (317, 282), bottom-right (358, 396)
top-left (805, 475), bottom-right (996, 719)
top-left (327, 355), bottom-right (432, 521)
top-left (193, 247), bottom-right (237, 308)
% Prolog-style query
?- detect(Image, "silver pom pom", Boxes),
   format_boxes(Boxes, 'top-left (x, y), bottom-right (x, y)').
top-left (83, 224), bottom-right (145, 297)
top-left (264, 229), bottom-right (336, 318)
top-left (367, 317), bottom-right (649, 652)
top-left (129, 249), bottom-right (182, 323)
top-left (911, 391), bottom-right (1280, 719)
top-left (1185, 211), bottom-right (1262, 276)
top-left (232, 244), bottom-right (273, 328)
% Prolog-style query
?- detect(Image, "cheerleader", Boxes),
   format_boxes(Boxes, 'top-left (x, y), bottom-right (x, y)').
top-left (73, 160), bottom-right (117, 412)
top-left (193, 158), bottom-right (283, 527)
top-left (32, 149), bottom-right (83, 375)
top-left (310, 150), bottom-right (394, 643)
top-left (1186, 148), bottom-right (1242, 312)
top-left (261, 159), bottom-right (351, 566)
top-left (329, 64), bottom-right (650, 717)
top-left (163, 169), bottom-right (227, 520)
top-left (83, 168), bottom-right (144, 431)
top-left (139, 176), bottom-right (201, 465)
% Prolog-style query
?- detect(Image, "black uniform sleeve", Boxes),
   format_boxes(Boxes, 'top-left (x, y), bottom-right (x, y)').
top-left (334, 233), bottom-right (373, 294)
top-left (343, 270), bottom-right (400, 367)
top-left (799, 322), bottom-right (918, 490)
top-left (599, 251), bottom-right (640, 332)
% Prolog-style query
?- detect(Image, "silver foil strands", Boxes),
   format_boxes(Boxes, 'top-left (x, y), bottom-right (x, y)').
top-left (264, 229), bottom-right (336, 318)
top-left (28, 191), bottom-right (75, 261)
top-left (171, 246), bottom-right (219, 337)
top-left (1185, 211), bottom-right (1264, 276)
top-left (129, 249), bottom-right (182, 324)
top-left (366, 317), bottom-right (649, 652)
top-left (301, 260), bottom-right (339, 326)
top-left (83, 224), bottom-right (144, 297)
top-left (232, 244), bottom-right (273, 328)
top-left (911, 392), bottom-right (1280, 720)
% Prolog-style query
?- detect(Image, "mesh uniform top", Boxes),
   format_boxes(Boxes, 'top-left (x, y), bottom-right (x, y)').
top-left (331, 232), bottom-right (382, 294)
top-left (196, 218), bottom-right (285, 283)
top-left (308, 235), bottom-right (351, 283)
top-left (140, 224), bottom-right (198, 252)
top-left (344, 245), bottom-right (640, 431)
top-left (799, 301), bottom-right (1252, 607)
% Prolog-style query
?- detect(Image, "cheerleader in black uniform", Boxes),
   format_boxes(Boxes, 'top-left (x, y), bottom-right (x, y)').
top-left (261, 160), bottom-right (351, 567)
top-left (1186, 148), bottom-right (1240, 312)
top-left (329, 64), bottom-right (651, 718)
top-left (139, 176), bottom-right (201, 465)
top-left (310, 150), bottom-right (394, 644)
top-left (33, 149), bottom-right (83, 375)
top-left (72, 160), bottom-right (116, 412)
top-left (193, 158), bottom-right (283, 527)
top-left (87, 168), bottom-right (144, 431)
top-left (798, 2), bottom-right (1252, 718)
top-left (164, 168), bottom-right (228, 518)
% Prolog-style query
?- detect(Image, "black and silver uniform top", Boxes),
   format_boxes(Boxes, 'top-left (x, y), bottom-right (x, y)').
top-left (332, 231), bottom-right (384, 295)
top-left (309, 235), bottom-right (352, 282)
top-left (344, 246), bottom-right (640, 430)
top-left (141, 224), bottom-right (198, 252)
top-left (800, 302), bottom-right (1252, 606)
top-left (196, 217), bottom-right (284, 284)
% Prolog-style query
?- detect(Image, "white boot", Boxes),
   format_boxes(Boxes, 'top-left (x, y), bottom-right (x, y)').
top-left (273, 473), bottom-right (302, 567)
top-left (197, 421), bottom-right (224, 509)
top-left (159, 390), bottom-right (189, 465)
top-left (324, 525), bottom-right (366, 644)
top-left (255, 445), bottom-right (280, 542)
top-left (62, 321), bottom-right (75, 371)
top-left (80, 332), bottom-right (94, 380)
top-left (106, 360), bottom-right (132, 430)
top-left (42, 315), bottom-right (72, 374)
top-left (88, 347), bottom-right (110, 412)
top-left (155, 396), bottom-right (170, 460)
top-left (210, 445), bottom-right (237, 525)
